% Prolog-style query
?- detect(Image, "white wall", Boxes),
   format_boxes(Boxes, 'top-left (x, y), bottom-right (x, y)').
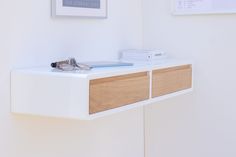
top-left (2, 0), bottom-right (235, 157)
top-left (0, 0), bottom-right (144, 157)
top-left (143, 0), bottom-right (236, 157)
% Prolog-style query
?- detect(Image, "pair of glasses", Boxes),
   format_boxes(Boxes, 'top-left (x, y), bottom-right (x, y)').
top-left (51, 58), bottom-right (92, 71)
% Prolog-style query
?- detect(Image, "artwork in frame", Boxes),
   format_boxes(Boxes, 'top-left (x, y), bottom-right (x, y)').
top-left (52, 0), bottom-right (107, 18)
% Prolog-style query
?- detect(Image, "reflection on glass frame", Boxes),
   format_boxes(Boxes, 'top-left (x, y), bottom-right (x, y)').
top-left (52, 0), bottom-right (107, 18)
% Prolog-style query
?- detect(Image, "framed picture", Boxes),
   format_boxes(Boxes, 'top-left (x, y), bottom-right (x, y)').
top-left (172, 0), bottom-right (236, 15)
top-left (52, 0), bottom-right (107, 18)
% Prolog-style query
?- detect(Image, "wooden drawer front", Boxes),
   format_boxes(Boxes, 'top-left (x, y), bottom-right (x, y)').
top-left (89, 72), bottom-right (150, 114)
top-left (152, 65), bottom-right (192, 98)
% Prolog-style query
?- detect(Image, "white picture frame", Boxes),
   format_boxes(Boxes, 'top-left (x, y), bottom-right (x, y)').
top-left (52, 0), bottom-right (107, 18)
top-left (172, 0), bottom-right (236, 15)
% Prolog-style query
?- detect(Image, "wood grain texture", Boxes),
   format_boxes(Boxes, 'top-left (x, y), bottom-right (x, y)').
top-left (89, 72), bottom-right (150, 114)
top-left (152, 65), bottom-right (192, 98)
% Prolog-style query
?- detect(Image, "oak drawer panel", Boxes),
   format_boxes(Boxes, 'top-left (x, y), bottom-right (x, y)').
top-left (89, 72), bottom-right (150, 114)
top-left (152, 65), bottom-right (192, 98)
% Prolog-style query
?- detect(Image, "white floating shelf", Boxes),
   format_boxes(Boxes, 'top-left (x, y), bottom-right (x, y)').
top-left (11, 59), bottom-right (193, 120)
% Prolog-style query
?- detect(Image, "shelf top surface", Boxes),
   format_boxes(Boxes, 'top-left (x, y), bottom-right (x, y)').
top-left (12, 58), bottom-right (192, 79)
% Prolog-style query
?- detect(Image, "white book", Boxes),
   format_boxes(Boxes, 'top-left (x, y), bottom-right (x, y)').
top-left (120, 49), bottom-right (167, 62)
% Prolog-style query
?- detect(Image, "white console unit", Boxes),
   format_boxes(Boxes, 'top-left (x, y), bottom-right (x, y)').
top-left (11, 59), bottom-right (193, 120)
